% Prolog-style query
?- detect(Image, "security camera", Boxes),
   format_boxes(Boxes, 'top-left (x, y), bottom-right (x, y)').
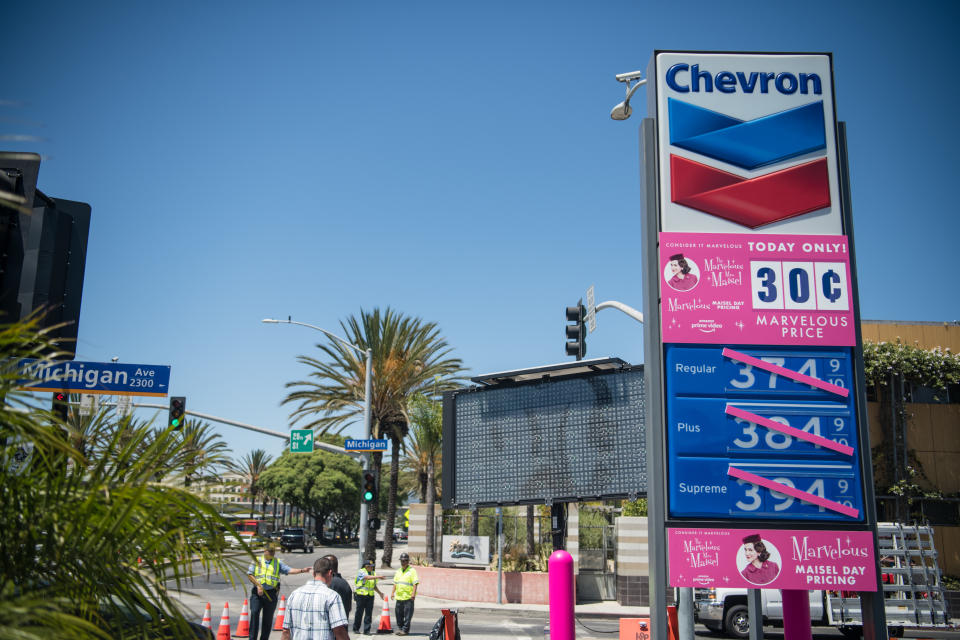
top-left (615, 70), bottom-right (645, 83)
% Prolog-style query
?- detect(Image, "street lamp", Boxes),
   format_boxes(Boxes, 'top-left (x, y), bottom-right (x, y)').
top-left (263, 317), bottom-right (374, 564)
top-left (610, 70), bottom-right (647, 121)
top-left (608, 68), bottom-right (676, 640)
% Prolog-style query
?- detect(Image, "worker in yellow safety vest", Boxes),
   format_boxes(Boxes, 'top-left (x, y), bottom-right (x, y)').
top-left (246, 546), bottom-right (312, 640)
top-left (352, 559), bottom-right (385, 635)
top-left (390, 552), bottom-right (419, 636)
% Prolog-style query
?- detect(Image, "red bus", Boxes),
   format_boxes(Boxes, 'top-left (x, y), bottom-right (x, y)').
top-left (232, 518), bottom-right (272, 542)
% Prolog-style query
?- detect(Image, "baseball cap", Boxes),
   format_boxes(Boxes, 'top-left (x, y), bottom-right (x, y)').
top-left (363, 559), bottom-right (375, 567)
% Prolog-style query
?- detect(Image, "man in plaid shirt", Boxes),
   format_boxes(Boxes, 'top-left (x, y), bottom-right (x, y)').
top-left (280, 556), bottom-right (350, 640)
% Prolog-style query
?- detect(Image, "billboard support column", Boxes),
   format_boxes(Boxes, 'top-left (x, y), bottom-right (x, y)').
top-left (747, 589), bottom-right (762, 640)
top-left (551, 503), bottom-right (567, 551)
top-left (678, 588), bottom-right (694, 640)
top-left (837, 121), bottom-right (886, 640)
top-left (640, 116), bottom-right (669, 640)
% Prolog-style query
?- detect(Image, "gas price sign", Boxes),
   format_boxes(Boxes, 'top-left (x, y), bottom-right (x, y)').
top-left (666, 344), bottom-right (863, 522)
top-left (646, 51), bottom-right (879, 600)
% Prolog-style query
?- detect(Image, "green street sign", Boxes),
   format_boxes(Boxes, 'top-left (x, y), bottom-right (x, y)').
top-left (290, 429), bottom-right (314, 453)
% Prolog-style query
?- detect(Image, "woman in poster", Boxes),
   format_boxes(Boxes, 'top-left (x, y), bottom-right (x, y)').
top-left (740, 534), bottom-right (779, 585)
top-left (667, 253), bottom-right (698, 291)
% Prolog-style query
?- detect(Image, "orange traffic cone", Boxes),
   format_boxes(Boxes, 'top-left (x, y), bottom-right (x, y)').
top-left (235, 599), bottom-right (250, 638)
top-left (272, 595), bottom-right (286, 631)
top-left (200, 603), bottom-right (213, 630)
top-left (216, 603), bottom-right (231, 640)
top-left (377, 596), bottom-right (392, 634)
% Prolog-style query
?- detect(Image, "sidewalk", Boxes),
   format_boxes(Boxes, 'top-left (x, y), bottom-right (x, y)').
top-left (413, 593), bottom-right (650, 620)
top-left (174, 589), bottom-right (649, 623)
top-left (170, 546), bottom-right (650, 624)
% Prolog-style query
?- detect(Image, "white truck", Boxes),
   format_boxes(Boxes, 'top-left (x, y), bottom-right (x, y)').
top-left (693, 523), bottom-right (952, 638)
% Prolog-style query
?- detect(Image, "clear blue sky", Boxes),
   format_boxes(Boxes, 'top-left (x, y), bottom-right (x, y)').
top-left (5, 1), bottom-right (959, 462)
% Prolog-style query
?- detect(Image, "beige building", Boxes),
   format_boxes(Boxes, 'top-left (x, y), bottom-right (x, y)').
top-left (861, 320), bottom-right (960, 575)
top-left (192, 470), bottom-right (249, 510)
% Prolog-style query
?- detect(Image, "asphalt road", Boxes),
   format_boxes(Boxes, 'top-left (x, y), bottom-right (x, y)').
top-left (165, 547), bottom-right (958, 639)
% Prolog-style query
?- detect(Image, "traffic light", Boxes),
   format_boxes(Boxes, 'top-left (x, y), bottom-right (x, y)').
top-left (362, 470), bottom-right (378, 504)
top-left (52, 391), bottom-right (68, 421)
top-left (168, 396), bottom-right (186, 429)
top-left (367, 518), bottom-right (381, 531)
top-left (565, 300), bottom-right (586, 360)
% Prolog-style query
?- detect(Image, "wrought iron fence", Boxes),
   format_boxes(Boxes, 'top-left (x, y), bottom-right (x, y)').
top-left (437, 508), bottom-right (552, 565)
top-left (578, 506), bottom-right (615, 573)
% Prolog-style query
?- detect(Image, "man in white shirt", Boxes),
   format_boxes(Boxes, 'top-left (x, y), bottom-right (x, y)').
top-left (280, 556), bottom-right (350, 640)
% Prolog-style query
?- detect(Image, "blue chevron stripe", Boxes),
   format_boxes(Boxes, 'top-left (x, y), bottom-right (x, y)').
top-left (668, 99), bottom-right (827, 170)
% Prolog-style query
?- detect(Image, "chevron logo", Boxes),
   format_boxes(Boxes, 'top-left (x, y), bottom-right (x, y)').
top-left (668, 99), bottom-right (831, 227)
top-left (669, 99), bottom-right (826, 170)
top-left (671, 155), bottom-right (830, 229)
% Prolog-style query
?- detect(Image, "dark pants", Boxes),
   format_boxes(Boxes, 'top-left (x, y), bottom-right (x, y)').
top-left (353, 593), bottom-right (375, 633)
top-left (395, 598), bottom-right (415, 633)
top-left (249, 587), bottom-right (279, 640)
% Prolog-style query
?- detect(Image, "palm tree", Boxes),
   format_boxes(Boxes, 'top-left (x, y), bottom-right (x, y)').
top-left (404, 393), bottom-right (442, 561)
top-left (400, 406), bottom-right (443, 502)
top-left (282, 307), bottom-right (463, 565)
top-left (176, 420), bottom-right (234, 487)
top-left (0, 317), bottom-right (238, 640)
top-left (236, 449), bottom-right (274, 518)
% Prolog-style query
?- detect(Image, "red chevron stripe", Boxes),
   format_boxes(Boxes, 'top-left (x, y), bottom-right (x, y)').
top-left (671, 156), bottom-right (831, 229)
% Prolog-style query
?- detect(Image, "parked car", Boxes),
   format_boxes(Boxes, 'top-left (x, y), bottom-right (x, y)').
top-left (393, 528), bottom-right (408, 542)
top-left (187, 529), bottom-right (226, 551)
top-left (280, 527), bottom-right (314, 553)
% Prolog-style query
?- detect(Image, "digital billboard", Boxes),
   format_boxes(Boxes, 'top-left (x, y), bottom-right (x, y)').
top-left (442, 365), bottom-right (646, 508)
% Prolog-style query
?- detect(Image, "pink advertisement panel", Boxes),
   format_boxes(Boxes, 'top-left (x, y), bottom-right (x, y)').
top-left (669, 527), bottom-right (877, 590)
top-left (659, 233), bottom-right (855, 346)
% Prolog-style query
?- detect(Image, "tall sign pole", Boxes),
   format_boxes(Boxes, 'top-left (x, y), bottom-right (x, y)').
top-left (642, 51), bottom-right (884, 640)
top-left (359, 348), bottom-right (373, 565)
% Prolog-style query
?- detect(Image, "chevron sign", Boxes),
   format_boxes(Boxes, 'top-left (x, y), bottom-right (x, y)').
top-left (652, 52), bottom-right (842, 235)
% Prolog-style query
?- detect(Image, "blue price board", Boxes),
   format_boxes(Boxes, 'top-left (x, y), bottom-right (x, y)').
top-left (667, 346), bottom-right (853, 400)
top-left (665, 344), bottom-right (864, 522)
top-left (671, 457), bottom-right (862, 521)
top-left (670, 399), bottom-right (855, 459)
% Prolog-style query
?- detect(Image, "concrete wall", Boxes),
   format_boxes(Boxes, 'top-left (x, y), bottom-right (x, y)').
top-left (414, 565), bottom-right (550, 604)
top-left (567, 503), bottom-right (580, 573)
top-left (406, 502), bottom-right (428, 558)
top-left (615, 516), bottom-right (650, 606)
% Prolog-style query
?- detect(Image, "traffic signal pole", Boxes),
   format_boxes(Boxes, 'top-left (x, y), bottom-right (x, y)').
top-left (117, 401), bottom-right (362, 458)
top-left (261, 319), bottom-right (375, 566)
top-left (358, 348), bottom-right (373, 565)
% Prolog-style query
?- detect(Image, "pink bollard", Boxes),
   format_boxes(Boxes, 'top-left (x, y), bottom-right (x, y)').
top-left (548, 550), bottom-right (575, 640)
top-left (782, 589), bottom-right (813, 640)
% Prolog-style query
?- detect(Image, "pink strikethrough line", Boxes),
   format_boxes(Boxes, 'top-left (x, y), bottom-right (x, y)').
top-left (727, 466), bottom-right (860, 518)
top-left (722, 348), bottom-right (849, 398)
top-left (725, 405), bottom-right (854, 457)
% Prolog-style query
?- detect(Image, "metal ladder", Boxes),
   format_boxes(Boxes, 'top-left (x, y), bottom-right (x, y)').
top-left (826, 522), bottom-right (951, 629)
top-left (882, 522), bottom-right (949, 627)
